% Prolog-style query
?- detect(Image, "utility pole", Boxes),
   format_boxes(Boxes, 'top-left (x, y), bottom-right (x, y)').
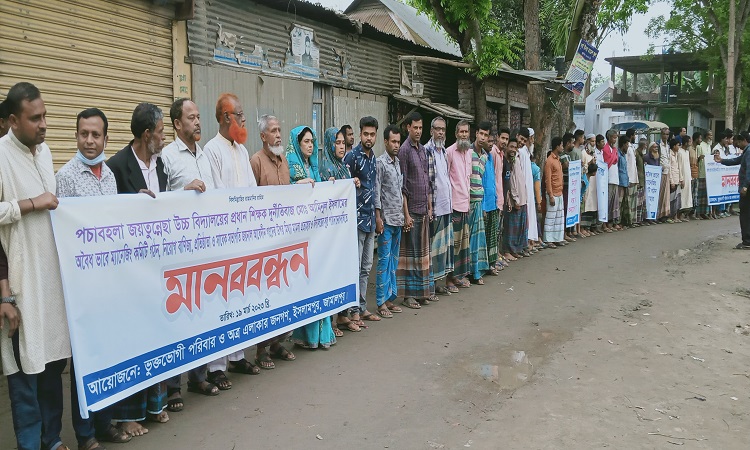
top-left (727, 0), bottom-right (736, 130)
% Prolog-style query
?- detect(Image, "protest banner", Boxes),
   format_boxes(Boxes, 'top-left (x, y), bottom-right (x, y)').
top-left (596, 154), bottom-right (609, 223)
top-left (566, 160), bottom-right (581, 227)
top-left (705, 161), bottom-right (740, 205)
top-left (563, 39), bottom-right (599, 96)
top-left (645, 165), bottom-right (662, 220)
top-left (51, 182), bottom-right (358, 417)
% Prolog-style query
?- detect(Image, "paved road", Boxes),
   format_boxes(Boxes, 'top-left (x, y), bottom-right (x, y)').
top-left (2, 217), bottom-right (748, 449)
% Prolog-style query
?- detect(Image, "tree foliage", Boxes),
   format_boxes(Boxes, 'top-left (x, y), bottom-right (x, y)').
top-left (646, 0), bottom-right (750, 128)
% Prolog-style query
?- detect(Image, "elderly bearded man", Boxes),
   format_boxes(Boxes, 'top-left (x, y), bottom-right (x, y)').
top-left (425, 116), bottom-right (453, 299)
top-left (250, 114), bottom-right (304, 368)
top-left (203, 94), bottom-right (262, 387)
top-left (106, 102), bottom-right (170, 437)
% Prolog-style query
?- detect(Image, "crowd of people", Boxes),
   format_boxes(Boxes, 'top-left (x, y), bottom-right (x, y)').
top-left (1, 80), bottom-right (749, 450)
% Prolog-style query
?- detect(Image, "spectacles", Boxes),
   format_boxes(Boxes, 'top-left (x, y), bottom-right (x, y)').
top-left (226, 111), bottom-right (245, 119)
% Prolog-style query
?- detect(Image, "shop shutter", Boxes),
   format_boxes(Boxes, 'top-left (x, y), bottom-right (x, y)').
top-left (0, 0), bottom-right (173, 167)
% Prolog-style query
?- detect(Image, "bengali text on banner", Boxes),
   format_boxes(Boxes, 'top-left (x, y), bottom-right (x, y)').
top-left (705, 161), bottom-right (740, 205)
top-left (645, 165), bottom-right (662, 220)
top-left (50, 181), bottom-right (359, 417)
top-left (566, 160), bottom-right (581, 227)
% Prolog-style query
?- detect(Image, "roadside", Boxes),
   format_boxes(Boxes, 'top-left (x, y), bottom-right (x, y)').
top-left (1, 218), bottom-right (747, 449)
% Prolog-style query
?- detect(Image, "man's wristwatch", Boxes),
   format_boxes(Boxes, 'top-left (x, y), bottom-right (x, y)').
top-left (1, 295), bottom-right (17, 306)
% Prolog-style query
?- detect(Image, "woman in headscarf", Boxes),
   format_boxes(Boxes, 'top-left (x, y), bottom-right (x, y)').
top-left (286, 126), bottom-right (335, 349)
top-left (319, 127), bottom-right (363, 335)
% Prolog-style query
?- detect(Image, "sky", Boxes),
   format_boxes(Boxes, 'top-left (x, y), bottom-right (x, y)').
top-left (313, 0), bottom-right (670, 79)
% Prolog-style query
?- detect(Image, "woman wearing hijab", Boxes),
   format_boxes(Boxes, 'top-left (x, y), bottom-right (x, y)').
top-left (319, 127), bottom-right (363, 335)
top-left (285, 126), bottom-right (336, 349)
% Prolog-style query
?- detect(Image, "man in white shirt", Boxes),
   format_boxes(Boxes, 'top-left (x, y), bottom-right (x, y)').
top-left (0, 82), bottom-right (69, 450)
top-left (203, 93), bottom-right (257, 189)
top-left (625, 128), bottom-right (639, 226)
top-left (203, 93), bottom-right (259, 390)
top-left (161, 98), bottom-right (220, 410)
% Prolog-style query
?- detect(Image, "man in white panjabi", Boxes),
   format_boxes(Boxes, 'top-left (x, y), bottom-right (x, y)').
top-left (203, 93), bottom-right (260, 390)
top-left (0, 82), bottom-right (70, 450)
top-left (516, 128), bottom-right (539, 249)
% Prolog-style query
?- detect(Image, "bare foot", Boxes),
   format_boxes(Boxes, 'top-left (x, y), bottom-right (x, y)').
top-left (118, 421), bottom-right (149, 437)
top-left (147, 411), bottom-right (169, 423)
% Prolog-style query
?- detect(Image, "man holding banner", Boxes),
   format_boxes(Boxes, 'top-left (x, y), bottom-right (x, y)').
top-left (57, 108), bottom-right (133, 448)
top-left (0, 82), bottom-right (69, 450)
top-left (106, 102), bottom-right (170, 436)
top-left (715, 132), bottom-right (750, 249)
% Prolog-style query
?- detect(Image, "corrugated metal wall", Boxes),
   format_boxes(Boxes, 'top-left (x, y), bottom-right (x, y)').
top-left (192, 65), bottom-right (313, 156)
top-left (187, 0), bottom-right (458, 105)
top-left (0, 0), bottom-right (173, 167)
top-left (332, 88), bottom-right (388, 156)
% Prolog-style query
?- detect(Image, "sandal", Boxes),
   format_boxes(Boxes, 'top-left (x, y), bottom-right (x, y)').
top-left (472, 278), bottom-right (485, 285)
top-left (332, 327), bottom-right (344, 337)
top-left (96, 424), bottom-right (132, 444)
top-left (361, 311), bottom-right (382, 321)
top-left (435, 286), bottom-right (451, 295)
top-left (386, 302), bottom-right (403, 313)
top-left (228, 358), bottom-right (260, 375)
top-left (350, 313), bottom-right (365, 327)
top-left (377, 305), bottom-right (393, 318)
top-left (270, 345), bottom-right (296, 361)
top-left (402, 298), bottom-right (421, 309)
top-left (78, 437), bottom-right (105, 450)
top-left (337, 320), bottom-right (361, 332)
top-left (428, 294), bottom-right (439, 302)
top-left (166, 387), bottom-right (184, 412)
top-left (487, 266), bottom-right (499, 276)
top-left (206, 370), bottom-right (232, 390)
top-left (446, 284), bottom-right (459, 293)
top-left (187, 381), bottom-right (220, 396)
top-left (456, 278), bottom-right (471, 288)
top-left (417, 297), bottom-right (431, 306)
top-left (255, 352), bottom-right (275, 369)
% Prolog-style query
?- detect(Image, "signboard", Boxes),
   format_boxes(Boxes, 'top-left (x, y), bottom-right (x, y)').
top-left (563, 39), bottom-right (599, 96)
top-left (51, 183), bottom-right (358, 416)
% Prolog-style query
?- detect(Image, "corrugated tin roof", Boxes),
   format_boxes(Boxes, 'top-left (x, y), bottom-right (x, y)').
top-left (345, 0), bottom-right (461, 57)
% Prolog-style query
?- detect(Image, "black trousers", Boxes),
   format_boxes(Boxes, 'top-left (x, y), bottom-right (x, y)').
top-left (740, 193), bottom-right (750, 245)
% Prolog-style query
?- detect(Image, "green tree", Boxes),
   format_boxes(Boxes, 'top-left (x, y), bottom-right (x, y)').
top-left (647, 0), bottom-right (750, 129)
top-left (408, 0), bottom-right (523, 121)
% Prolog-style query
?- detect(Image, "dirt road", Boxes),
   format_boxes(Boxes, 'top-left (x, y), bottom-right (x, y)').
top-left (2, 218), bottom-right (749, 449)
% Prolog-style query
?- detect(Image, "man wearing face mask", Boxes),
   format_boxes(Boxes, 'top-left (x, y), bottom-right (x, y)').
top-left (204, 93), bottom-right (257, 189)
top-left (106, 102), bottom-right (170, 437)
top-left (56, 108), bottom-right (133, 449)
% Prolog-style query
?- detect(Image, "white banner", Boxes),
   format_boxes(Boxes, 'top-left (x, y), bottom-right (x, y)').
top-left (566, 160), bottom-right (581, 227)
top-left (645, 165), bottom-right (662, 220)
top-left (50, 182), bottom-right (359, 417)
top-left (706, 161), bottom-right (740, 205)
top-left (596, 154), bottom-right (609, 223)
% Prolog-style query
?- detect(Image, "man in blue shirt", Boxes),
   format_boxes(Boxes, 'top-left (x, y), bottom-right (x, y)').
top-left (716, 132), bottom-right (750, 249)
top-left (343, 116), bottom-right (382, 323)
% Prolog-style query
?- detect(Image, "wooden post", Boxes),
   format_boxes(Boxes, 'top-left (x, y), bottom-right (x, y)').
top-left (727, 0), bottom-right (736, 129)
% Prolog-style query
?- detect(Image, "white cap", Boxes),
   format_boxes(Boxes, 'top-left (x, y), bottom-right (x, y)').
top-left (586, 133), bottom-right (595, 139)
top-left (528, 128), bottom-right (535, 137)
